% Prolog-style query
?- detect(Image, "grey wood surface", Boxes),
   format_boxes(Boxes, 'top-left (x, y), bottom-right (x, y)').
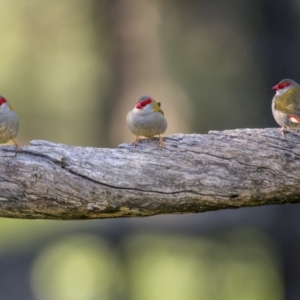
top-left (0, 128), bottom-right (299, 220)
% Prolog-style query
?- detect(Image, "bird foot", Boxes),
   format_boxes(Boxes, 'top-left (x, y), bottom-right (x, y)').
top-left (8, 138), bottom-right (21, 156)
top-left (158, 135), bottom-right (164, 148)
top-left (132, 136), bottom-right (140, 146)
top-left (11, 138), bottom-right (21, 150)
top-left (280, 127), bottom-right (286, 139)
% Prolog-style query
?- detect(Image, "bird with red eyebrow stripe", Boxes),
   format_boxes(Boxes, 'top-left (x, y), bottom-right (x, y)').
top-left (272, 79), bottom-right (300, 138)
top-left (126, 96), bottom-right (167, 147)
top-left (0, 96), bottom-right (19, 148)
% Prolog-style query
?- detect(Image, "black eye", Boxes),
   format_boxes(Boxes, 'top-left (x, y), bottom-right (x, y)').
top-left (157, 102), bottom-right (161, 107)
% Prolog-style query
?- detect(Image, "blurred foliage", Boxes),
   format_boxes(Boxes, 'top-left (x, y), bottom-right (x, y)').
top-left (161, 1), bottom-right (270, 132)
top-left (0, 0), bottom-right (298, 298)
top-left (0, 0), bottom-right (111, 146)
top-left (123, 230), bottom-right (283, 300)
top-left (31, 235), bottom-right (121, 300)
top-left (27, 230), bottom-right (282, 300)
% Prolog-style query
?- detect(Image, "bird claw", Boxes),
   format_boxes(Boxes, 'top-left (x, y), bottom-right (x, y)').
top-left (132, 136), bottom-right (164, 148)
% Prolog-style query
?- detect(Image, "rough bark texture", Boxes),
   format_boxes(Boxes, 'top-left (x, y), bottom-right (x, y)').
top-left (0, 128), bottom-right (299, 220)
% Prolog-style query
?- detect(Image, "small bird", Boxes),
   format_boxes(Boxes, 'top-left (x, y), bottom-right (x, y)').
top-left (272, 79), bottom-right (300, 138)
top-left (0, 96), bottom-right (19, 148)
top-left (126, 96), bottom-right (168, 147)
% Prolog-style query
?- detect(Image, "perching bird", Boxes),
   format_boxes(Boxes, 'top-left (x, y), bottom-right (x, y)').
top-left (272, 79), bottom-right (300, 138)
top-left (126, 96), bottom-right (168, 147)
top-left (0, 96), bottom-right (19, 148)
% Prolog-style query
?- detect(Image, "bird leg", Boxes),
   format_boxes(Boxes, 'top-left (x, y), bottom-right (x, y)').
top-left (11, 138), bottom-right (20, 156)
top-left (132, 136), bottom-right (140, 146)
top-left (158, 135), bottom-right (164, 148)
top-left (11, 138), bottom-right (20, 149)
top-left (280, 127), bottom-right (286, 139)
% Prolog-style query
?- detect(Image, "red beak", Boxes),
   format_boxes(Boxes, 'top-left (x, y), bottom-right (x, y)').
top-left (272, 85), bottom-right (279, 90)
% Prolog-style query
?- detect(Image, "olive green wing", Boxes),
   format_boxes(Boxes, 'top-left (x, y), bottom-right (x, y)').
top-left (275, 88), bottom-right (300, 116)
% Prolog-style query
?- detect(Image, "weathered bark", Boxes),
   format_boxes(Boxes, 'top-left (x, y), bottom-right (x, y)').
top-left (0, 128), bottom-right (299, 220)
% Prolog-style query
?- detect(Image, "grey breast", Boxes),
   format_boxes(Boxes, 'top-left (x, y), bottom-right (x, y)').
top-left (0, 111), bottom-right (19, 141)
top-left (126, 111), bottom-right (167, 137)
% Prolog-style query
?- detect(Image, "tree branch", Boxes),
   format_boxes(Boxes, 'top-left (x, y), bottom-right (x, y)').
top-left (1, 128), bottom-right (299, 220)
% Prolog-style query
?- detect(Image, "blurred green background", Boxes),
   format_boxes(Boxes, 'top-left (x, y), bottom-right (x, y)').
top-left (1, 0), bottom-right (300, 299)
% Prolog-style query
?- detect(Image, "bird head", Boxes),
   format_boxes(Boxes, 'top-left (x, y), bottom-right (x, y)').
top-left (134, 96), bottom-right (164, 115)
top-left (0, 96), bottom-right (13, 113)
top-left (272, 79), bottom-right (300, 96)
